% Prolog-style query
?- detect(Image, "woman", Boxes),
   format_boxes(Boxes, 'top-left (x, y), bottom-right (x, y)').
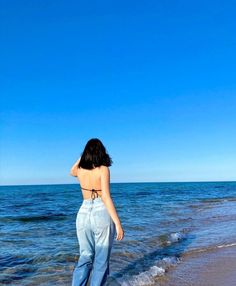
top-left (70, 138), bottom-right (124, 286)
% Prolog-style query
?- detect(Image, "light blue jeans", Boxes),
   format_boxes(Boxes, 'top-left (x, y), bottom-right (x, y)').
top-left (72, 197), bottom-right (116, 286)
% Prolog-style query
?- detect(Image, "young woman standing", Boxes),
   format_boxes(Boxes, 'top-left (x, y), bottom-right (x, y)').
top-left (70, 138), bottom-right (124, 286)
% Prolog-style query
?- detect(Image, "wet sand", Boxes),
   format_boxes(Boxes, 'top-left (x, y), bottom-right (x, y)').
top-left (159, 245), bottom-right (236, 286)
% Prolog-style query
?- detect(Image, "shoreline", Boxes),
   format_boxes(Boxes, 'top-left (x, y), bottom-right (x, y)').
top-left (158, 245), bottom-right (236, 286)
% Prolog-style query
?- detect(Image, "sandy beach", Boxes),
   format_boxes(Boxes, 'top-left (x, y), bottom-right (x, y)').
top-left (159, 245), bottom-right (236, 286)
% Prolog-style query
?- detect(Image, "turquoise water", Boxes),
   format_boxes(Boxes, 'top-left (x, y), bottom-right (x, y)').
top-left (1, 182), bottom-right (236, 285)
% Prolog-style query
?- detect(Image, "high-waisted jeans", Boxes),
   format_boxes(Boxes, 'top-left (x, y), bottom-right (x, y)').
top-left (72, 197), bottom-right (116, 286)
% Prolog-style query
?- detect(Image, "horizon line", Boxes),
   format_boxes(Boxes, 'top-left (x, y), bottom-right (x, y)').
top-left (0, 179), bottom-right (236, 187)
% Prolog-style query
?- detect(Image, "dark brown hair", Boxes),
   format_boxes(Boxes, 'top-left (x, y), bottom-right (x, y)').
top-left (78, 138), bottom-right (113, 170)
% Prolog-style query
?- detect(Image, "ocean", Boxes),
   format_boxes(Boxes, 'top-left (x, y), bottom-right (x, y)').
top-left (1, 181), bottom-right (236, 285)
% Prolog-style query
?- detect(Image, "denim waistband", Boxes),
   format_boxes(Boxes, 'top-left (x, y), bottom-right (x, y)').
top-left (81, 196), bottom-right (104, 206)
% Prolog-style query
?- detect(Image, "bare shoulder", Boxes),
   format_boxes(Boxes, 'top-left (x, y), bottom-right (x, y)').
top-left (100, 166), bottom-right (110, 192)
top-left (99, 166), bottom-right (110, 180)
top-left (100, 165), bottom-right (110, 173)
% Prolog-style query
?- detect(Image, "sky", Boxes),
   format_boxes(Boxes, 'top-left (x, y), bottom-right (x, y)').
top-left (0, 0), bottom-right (236, 185)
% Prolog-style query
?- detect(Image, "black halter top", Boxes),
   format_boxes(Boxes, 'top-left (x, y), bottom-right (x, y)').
top-left (81, 186), bottom-right (102, 200)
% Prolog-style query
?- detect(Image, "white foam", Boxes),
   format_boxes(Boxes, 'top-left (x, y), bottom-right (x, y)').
top-left (170, 232), bottom-right (184, 241)
top-left (166, 232), bottom-right (185, 244)
top-left (118, 256), bottom-right (180, 286)
top-left (185, 242), bottom-right (236, 255)
top-left (161, 256), bottom-right (180, 266)
top-left (217, 242), bottom-right (236, 248)
top-left (120, 266), bottom-right (165, 286)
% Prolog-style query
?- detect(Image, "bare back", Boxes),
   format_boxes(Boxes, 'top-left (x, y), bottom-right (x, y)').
top-left (76, 166), bottom-right (103, 199)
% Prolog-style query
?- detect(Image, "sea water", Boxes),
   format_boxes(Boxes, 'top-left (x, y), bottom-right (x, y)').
top-left (0, 181), bottom-right (236, 285)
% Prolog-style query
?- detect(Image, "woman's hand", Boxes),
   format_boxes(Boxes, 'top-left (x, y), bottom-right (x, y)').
top-left (115, 223), bottom-right (124, 240)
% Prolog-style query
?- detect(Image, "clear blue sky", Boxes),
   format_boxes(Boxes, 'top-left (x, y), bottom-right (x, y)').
top-left (0, 1), bottom-right (236, 185)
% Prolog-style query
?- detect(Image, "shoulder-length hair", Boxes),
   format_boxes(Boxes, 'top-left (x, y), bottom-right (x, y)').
top-left (78, 138), bottom-right (113, 170)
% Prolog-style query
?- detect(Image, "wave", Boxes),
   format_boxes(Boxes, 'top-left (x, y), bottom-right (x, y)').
top-left (217, 242), bottom-right (236, 248)
top-left (0, 254), bottom-right (34, 269)
top-left (111, 230), bottom-right (187, 285)
top-left (182, 241), bottom-right (236, 257)
top-left (135, 191), bottom-right (155, 197)
top-left (0, 213), bottom-right (67, 222)
top-left (189, 197), bottom-right (236, 210)
top-left (32, 253), bottom-right (77, 264)
top-left (158, 231), bottom-right (187, 246)
top-left (116, 256), bottom-right (180, 286)
top-left (200, 197), bottom-right (236, 203)
top-left (113, 240), bottom-right (236, 286)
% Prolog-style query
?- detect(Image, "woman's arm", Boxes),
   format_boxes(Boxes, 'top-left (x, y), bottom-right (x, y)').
top-left (70, 157), bottom-right (81, 177)
top-left (101, 166), bottom-right (124, 240)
